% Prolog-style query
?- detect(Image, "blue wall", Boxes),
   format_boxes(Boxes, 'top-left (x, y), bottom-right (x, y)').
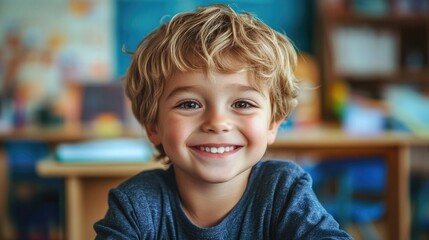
top-left (115, 0), bottom-right (314, 77)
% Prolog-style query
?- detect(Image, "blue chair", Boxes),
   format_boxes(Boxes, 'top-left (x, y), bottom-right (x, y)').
top-left (306, 157), bottom-right (386, 240)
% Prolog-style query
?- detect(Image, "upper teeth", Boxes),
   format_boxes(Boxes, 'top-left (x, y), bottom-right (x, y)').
top-left (200, 146), bottom-right (235, 154)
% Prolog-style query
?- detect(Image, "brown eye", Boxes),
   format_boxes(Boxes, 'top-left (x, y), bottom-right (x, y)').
top-left (232, 101), bottom-right (253, 109)
top-left (176, 101), bottom-right (201, 109)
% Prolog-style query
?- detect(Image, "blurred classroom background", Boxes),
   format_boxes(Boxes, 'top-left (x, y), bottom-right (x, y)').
top-left (0, 0), bottom-right (429, 239)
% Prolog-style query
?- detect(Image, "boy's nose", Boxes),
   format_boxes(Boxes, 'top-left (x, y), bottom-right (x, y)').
top-left (201, 108), bottom-right (232, 133)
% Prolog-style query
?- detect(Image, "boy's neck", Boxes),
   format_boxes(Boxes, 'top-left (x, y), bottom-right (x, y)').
top-left (174, 167), bottom-right (251, 228)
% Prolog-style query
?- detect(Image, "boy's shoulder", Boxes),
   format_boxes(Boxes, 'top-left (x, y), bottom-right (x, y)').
top-left (251, 160), bottom-right (310, 193)
top-left (254, 160), bottom-right (305, 178)
top-left (114, 166), bottom-right (174, 196)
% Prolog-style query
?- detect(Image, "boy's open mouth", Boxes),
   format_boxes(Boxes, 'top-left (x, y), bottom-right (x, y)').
top-left (192, 145), bottom-right (241, 154)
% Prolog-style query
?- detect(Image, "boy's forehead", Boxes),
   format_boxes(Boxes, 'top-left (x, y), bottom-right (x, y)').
top-left (167, 52), bottom-right (269, 90)
top-left (169, 68), bottom-right (250, 82)
top-left (166, 68), bottom-right (268, 95)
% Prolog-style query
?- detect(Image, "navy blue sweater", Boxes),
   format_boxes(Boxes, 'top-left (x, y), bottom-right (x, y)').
top-left (94, 160), bottom-right (351, 239)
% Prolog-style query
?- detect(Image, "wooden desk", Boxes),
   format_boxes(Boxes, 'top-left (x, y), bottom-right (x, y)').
top-left (0, 148), bottom-right (8, 238)
top-left (37, 160), bottom-right (164, 240)
top-left (6, 126), bottom-right (426, 240)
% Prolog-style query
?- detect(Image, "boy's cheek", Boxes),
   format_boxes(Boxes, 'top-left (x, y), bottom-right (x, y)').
top-left (156, 117), bottom-right (189, 145)
top-left (243, 117), bottom-right (277, 144)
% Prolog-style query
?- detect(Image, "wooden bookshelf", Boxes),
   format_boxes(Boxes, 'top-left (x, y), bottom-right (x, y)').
top-left (317, 1), bottom-right (429, 120)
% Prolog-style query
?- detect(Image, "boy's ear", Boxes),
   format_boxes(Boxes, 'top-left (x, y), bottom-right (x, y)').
top-left (267, 120), bottom-right (282, 145)
top-left (145, 123), bottom-right (161, 145)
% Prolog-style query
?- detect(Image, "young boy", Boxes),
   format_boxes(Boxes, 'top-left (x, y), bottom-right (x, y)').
top-left (94, 4), bottom-right (351, 239)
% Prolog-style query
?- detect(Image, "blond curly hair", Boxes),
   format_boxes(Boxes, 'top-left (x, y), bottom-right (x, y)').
top-left (124, 4), bottom-right (299, 160)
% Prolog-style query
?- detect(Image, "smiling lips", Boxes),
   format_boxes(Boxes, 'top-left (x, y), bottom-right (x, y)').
top-left (198, 146), bottom-right (237, 154)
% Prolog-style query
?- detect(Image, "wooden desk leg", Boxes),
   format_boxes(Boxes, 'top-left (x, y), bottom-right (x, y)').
top-left (0, 149), bottom-right (7, 238)
top-left (66, 177), bottom-right (83, 240)
top-left (386, 146), bottom-right (410, 240)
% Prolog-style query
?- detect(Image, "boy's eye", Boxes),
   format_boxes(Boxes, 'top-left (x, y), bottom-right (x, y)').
top-left (232, 101), bottom-right (254, 109)
top-left (176, 101), bottom-right (201, 109)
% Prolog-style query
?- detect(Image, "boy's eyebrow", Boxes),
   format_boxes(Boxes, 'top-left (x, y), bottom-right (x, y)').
top-left (165, 86), bottom-right (197, 100)
top-left (230, 84), bottom-right (267, 98)
top-left (233, 84), bottom-right (260, 93)
top-left (165, 84), bottom-right (265, 99)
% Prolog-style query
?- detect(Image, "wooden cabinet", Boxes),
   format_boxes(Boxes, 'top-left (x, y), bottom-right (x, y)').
top-left (317, 0), bottom-right (429, 120)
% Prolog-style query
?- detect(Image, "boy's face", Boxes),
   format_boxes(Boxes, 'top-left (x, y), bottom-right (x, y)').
top-left (146, 69), bottom-right (281, 184)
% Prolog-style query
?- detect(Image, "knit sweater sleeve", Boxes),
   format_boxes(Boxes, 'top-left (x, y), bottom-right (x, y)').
top-left (273, 169), bottom-right (352, 240)
top-left (94, 188), bottom-right (151, 240)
